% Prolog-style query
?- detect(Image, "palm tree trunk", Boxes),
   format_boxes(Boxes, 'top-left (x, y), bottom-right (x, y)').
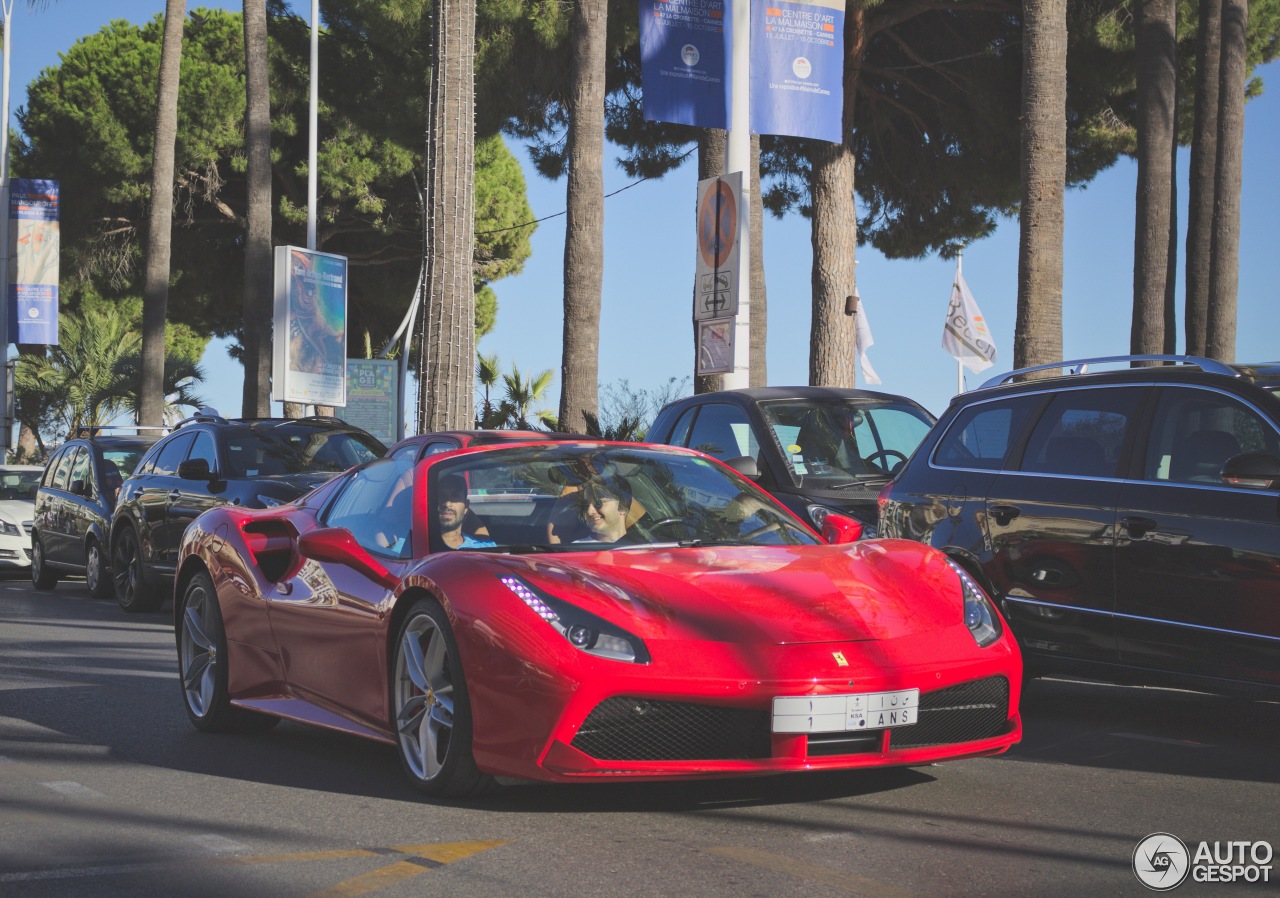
top-left (557, 0), bottom-right (607, 435)
top-left (1206, 0), bottom-right (1246, 361)
top-left (695, 129), bottom-right (726, 395)
top-left (417, 0), bottom-right (477, 432)
top-left (241, 0), bottom-right (273, 416)
top-left (140, 0), bottom-right (185, 432)
top-left (1131, 0), bottom-right (1177, 357)
top-left (1184, 0), bottom-right (1222, 356)
top-left (808, 5), bottom-right (864, 388)
top-left (1014, 0), bottom-right (1067, 373)
top-left (749, 134), bottom-right (767, 387)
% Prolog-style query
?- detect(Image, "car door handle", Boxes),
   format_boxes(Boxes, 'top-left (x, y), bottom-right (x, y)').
top-left (1121, 516), bottom-right (1158, 538)
top-left (168, 489), bottom-right (182, 501)
top-left (989, 504), bottom-right (1021, 526)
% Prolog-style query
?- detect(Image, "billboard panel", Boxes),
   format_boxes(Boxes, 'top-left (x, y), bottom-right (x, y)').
top-left (8, 179), bottom-right (60, 345)
top-left (639, 0), bottom-right (730, 129)
top-left (750, 0), bottom-right (845, 143)
top-left (339, 358), bottom-right (400, 446)
top-left (272, 246), bottom-right (348, 406)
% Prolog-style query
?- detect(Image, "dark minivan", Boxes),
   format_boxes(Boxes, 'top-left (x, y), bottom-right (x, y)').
top-left (649, 387), bottom-right (936, 536)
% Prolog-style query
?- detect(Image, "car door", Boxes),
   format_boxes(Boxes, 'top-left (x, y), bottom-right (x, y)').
top-left (62, 445), bottom-right (96, 569)
top-left (166, 431), bottom-right (223, 559)
top-left (137, 432), bottom-right (195, 567)
top-left (36, 446), bottom-right (73, 565)
top-left (984, 386), bottom-right (1145, 666)
top-left (43, 447), bottom-right (79, 564)
top-left (268, 458), bottom-right (415, 731)
top-left (1113, 385), bottom-right (1280, 688)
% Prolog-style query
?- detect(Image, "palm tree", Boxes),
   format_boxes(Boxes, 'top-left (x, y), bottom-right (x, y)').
top-left (475, 351), bottom-right (502, 428)
top-left (1206, 0), bottom-right (1247, 361)
top-left (557, 0), bottom-right (607, 434)
top-left (1014, 0), bottom-right (1067, 373)
top-left (241, 0), bottom-right (272, 416)
top-left (500, 364), bottom-right (555, 431)
top-left (139, 0), bottom-right (186, 432)
top-left (1131, 0), bottom-right (1177, 357)
top-left (1184, 0), bottom-right (1223, 356)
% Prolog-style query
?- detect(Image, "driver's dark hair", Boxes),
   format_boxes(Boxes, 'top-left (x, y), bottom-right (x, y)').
top-left (579, 474), bottom-right (631, 514)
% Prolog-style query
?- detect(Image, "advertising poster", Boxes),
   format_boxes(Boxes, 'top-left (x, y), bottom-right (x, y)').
top-left (697, 318), bottom-right (735, 376)
top-left (272, 246), bottom-right (348, 406)
top-left (639, 0), bottom-right (730, 129)
top-left (750, 0), bottom-right (845, 143)
top-left (339, 358), bottom-right (400, 446)
top-left (8, 179), bottom-right (60, 345)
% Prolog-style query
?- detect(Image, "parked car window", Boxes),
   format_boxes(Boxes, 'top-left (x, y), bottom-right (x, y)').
top-left (152, 433), bottom-right (197, 476)
top-left (224, 427), bottom-right (382, 477)
top-left (1142, 387), bottom-right (1280, 485)
top-left (421, 441), bottom-right (458, 458)
top-left (933, 395), bottom-right (1041, 470)
top-left (760, 399), bottom-right (933, 481)
top-left (68, 446), bottom-right (91, 492)
top-left (666, 406), bottom-right (698, 446)
top-left (187, 432), bottom-right (218, 473)
top-left (686, 403), bottom-right (758, 462)
top-left (102, 448), bottom-right (147, 481)
top-left (42, 447), bottom-right (68, 487)
top-left (389, 444), bottom-right (418, 463)
top-left (0, 468), bottom-right (41, 500)
top-left (51, 447), bottom-right (77, 490)
top-left (1019, 387), bottom-right (1143, 478)
top-left (324, 458), bottom-right (414, 558)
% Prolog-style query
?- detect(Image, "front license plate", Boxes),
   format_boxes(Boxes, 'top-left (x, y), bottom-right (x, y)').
top-left (772, 689), bottom-right (920, 734)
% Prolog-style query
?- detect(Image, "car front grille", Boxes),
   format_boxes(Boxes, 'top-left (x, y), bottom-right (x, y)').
top-left (889, 676), bottom-right (1010, 748)
top-left (571, 698), bottom-right (772, 761)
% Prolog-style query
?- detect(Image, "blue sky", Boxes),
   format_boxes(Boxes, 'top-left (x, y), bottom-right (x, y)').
top-left (8, 0), bottom-right (1278, 426)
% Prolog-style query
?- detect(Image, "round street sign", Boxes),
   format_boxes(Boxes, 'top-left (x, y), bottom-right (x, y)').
top-left (698, 178), bottom-right (737, 269)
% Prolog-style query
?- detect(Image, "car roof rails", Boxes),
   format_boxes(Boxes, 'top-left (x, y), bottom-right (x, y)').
top-left (69, 424), bottom-right (170, 439)
top-left (979, 354), bottom-right (1238, 389)
top-left (172, 406), bottom-right (230, 429)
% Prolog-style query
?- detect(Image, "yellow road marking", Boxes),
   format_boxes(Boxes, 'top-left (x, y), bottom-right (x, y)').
top-left (230, 849), bottom-right (380, 865)
top-left (392, 840), bottom-right (507, 863)
top-left (305, 841), bottom-right (508, 898)
top-left (707, 846), bottom-right (930, 898)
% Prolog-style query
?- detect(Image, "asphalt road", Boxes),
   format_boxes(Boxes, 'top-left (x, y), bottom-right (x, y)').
top-left (1, 573), bottom-right (1277, 898)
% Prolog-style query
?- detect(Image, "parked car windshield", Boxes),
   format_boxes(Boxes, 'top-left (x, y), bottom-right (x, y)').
top-left (224, 426), bottom-right (385, 477)
top-left (758, 399), bottom-right (935, 486)
top-left (0, 469), bottom-right (41, 500)
top-left (431, 444), bottom-right (821, 552)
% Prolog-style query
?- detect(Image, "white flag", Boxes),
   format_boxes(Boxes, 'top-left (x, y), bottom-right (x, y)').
top-left (853, 291), bottom-right (881, 385)
top-left (941, 263), bottom-right (997, 374)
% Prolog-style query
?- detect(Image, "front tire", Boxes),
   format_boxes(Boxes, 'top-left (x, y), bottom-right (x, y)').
top-left (112, 525), bottom-right (162, 612)
top-left (31, 537), bottom-right (59, 591)
top-left (178, 571), bottom-right (278, 733)
top-left (392, 598), bottom-right (493, 797)
top-left (86, 539), bottom-right (113, 600)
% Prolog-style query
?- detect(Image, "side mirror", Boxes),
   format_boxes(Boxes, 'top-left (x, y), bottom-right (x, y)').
top-left (177, 458), bottom-right (214, 481)
top-left (1221, 451), bottom-right (1280, 490)
top-left (821, 513), bottom-right (864, 544)
top-left (725, 455), bottom-right (761, 480)
top-left (69, 479), bottom-right (89, 496)
top-left (297, 527), bottom-right (400, 589)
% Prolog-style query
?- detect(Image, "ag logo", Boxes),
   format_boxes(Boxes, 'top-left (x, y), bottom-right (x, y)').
top-left (831, 652), bottom-right (848, 667)
top-left (1133, 833), bottom-right (1190, 891)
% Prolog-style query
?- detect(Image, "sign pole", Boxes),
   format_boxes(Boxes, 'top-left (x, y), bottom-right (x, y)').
top-left (723, 0), bottom-right (751, 389)
top-left (1, 1), bottom-right (14, 451)
top-left (956, 249), bottom-right (964, 394)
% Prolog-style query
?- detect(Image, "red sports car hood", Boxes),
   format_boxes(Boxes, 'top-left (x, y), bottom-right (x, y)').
top-left (494, 540), bottom-right (963, 645)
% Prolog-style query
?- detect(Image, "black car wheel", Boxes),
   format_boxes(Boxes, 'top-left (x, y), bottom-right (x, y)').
top-left (86, 539), bottom-right (113, 600)
top-left (178, 571), bottom-right (278, 733)
top-left (31, 537), bottom-right (59, 591)
top-left (112, 525), bottom-right (162, 612)
top-left (392, 598), bottom-right (493, 797)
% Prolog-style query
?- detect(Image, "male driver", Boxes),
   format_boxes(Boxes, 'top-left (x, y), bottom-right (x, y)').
top-left (437, 475), bottom-right (496, 550)
top-left (574, 477), bottom-right (632, 543)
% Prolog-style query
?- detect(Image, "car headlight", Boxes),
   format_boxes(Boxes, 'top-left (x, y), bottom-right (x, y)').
top-left (945, 558), bottom-right (1002, 647)
top-left (256, 494), bottom-right (284, 508)
top-left (0, 518), bottom-right (19, 537)
top-left (500, 575), bottom-right (650, 663)
top-left (806, 504), bottom-right (876, 539)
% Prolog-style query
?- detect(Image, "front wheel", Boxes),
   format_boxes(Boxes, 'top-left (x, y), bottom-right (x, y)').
top-left (31, 537), bottom-right (59, 591)
top-left (86, 539), bottom-right (113, 600)
top-left (112, 525), bottom-right (161, 612)
top-left (178, 571), bottom-right (278, 733)
top-left (392, 598), bottom-right (494, 798)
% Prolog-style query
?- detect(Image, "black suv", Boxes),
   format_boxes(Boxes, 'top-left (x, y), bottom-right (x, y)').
top-left (878, 355), bottom-right (1280, 698)
top-left (648, 387), bottom-right (936, 536)
top-left (33, 431), bottom-right (161, 598)
top-left (110, 412), bottom-right (385, 611)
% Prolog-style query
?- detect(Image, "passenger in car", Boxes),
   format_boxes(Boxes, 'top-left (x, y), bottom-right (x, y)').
top-left (436, 475), bottom-right (496, 550)
top-left (572, 476), bottom-right (632, 543)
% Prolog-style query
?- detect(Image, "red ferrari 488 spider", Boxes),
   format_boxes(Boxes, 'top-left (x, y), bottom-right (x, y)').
top-left (174, 440), bottom-right (1022, 797)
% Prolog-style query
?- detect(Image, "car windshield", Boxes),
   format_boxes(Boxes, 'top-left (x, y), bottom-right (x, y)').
top-left (758, 398), bottom-right (935, 486)
top-left (0, 470), bottom-right (41, 500)
top-left (224, 426), bottom-right (385, 477)
top-left (429, 444), bottom-right (821, 552)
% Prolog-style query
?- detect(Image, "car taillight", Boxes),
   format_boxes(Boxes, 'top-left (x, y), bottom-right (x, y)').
top-left (877, 480), bottom-right (895, 516)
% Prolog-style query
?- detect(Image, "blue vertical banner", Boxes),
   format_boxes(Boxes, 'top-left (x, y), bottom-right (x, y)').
top-left (8, 179), bottom-right (60, 345)
top-left (750, 0), bottom-right (845, 143)
top-left (639, 0), bottom-right (730, 129)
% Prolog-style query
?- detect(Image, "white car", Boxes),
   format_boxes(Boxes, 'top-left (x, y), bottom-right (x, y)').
top-left (0, 465), bottom-right (43, 571)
